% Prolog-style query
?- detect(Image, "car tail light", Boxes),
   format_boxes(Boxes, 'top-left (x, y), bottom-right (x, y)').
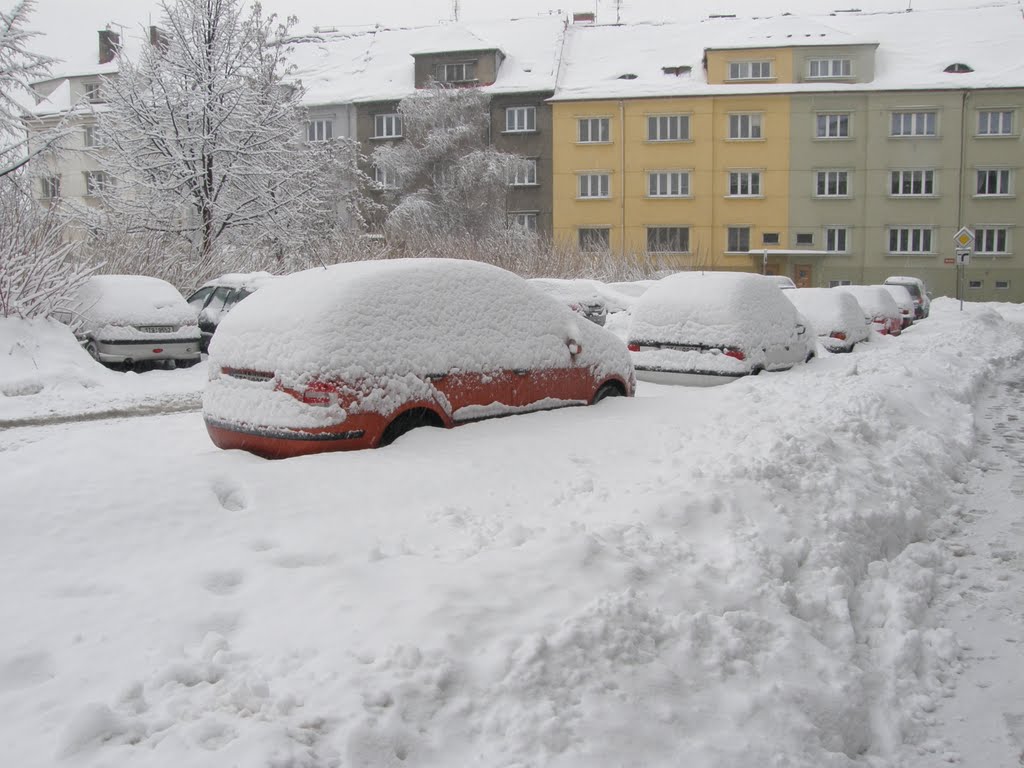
top-left (724, 347), bottom-right (745, 361)
top-left (627, 342), bottom-right (640, 352)
top-left (830, 331), bottom-right (847, 341)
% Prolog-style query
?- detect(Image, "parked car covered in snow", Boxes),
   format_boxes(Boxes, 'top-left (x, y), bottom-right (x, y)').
top-left (626, 272), bottom-right (815, 386)
top-left (879, 283), bottom-right (916, 330)
top-left (784, 287), bottom-right (871, 353)
top-left (834, 285), bottom-right (903, 336)
top-left (203, 259), bottom-right (635, 458)
top-left (55, 275), bottom-right (201, 370)
top-left (528, 278), bottom-right (608, 326)
top-left (766, 275), bottom-right (797, 290)
top-left (884, 275), bottom-right (930, 319)
top-left (187, 272), bottom-right (276, 352)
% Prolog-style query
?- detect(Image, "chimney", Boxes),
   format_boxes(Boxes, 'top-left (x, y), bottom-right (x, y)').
top-left (98, 28), bottom-right (120, 64)
top-left (149, 25), bottom-right (168, 50)
top-left (572, 11), bottom-right (595, 24)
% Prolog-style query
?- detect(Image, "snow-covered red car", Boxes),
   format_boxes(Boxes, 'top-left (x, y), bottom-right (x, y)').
top-left (783, 287), bottom-right (871, 353)
top-left (884, 275), bottom-right (931, 319)
top-left (879, 283), bottom-right (916, 330)
top-left (203, 259), bottom-right (635, 458)
top-left (56, 275), bottom-right (201, 370)
top-left (834, 285), bottom-right (903, 336)
top-left (626, 272), bottom-right (815, 386)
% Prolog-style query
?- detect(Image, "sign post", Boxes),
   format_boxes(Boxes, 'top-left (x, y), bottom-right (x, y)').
top-left (953, 227), bottom-right (975, 312)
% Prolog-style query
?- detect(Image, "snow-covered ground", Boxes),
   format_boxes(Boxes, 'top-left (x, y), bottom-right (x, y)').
top-left (2, 297), bottom-right (1023, 767)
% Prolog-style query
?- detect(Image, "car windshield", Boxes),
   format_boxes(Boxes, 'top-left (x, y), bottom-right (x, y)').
top-left (187, 286), bottom-right (214, 311)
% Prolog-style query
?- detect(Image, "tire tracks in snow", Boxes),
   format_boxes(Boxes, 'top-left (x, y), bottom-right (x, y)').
top-left (0, 394), bottom-right (202, 431)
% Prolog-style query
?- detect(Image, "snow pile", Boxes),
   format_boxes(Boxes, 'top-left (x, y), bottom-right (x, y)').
top-left (785, 287), bottom-right (871, 346)
top-left (2, 298), bottom-right (1024, 766)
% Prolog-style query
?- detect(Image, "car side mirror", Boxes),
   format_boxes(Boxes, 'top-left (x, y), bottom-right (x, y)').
top-left (796, 323), bottom-right (806, 335)
top-left (567, 340), bottom-right (582, 356)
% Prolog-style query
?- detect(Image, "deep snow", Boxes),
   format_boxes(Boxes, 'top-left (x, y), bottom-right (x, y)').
top-left (1, 297), bottom-right (1024, 767)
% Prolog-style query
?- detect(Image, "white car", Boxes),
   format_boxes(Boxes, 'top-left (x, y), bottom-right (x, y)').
top-left (187, 272), bottom-right (276, 352)
top-left (884, 275), bottom-right (931, 319)
top-left (784, 287), bottom-right (871, 353)
top-left (834, 285), bottom-right (903, 336)
top-left (627, 272), bottom-right (815, 386)
top-left (56, 275), bottom-right (201, 370)
top-left (879, 284), bottom-right (916, 330)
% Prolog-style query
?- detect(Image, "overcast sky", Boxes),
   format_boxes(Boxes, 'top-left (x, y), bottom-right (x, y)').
top-left (26, 0), bottom-right (999, 72)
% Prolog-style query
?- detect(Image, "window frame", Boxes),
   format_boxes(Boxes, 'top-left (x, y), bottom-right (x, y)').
top-left (728, 112), bottom-right (763, 140)
top-left (815, 112), bottom-right (850, 139)
top-left (83, 170), bottom-right (109, 196)
top-left (977, 109), bottom-right (1014, 137)
top-left (887, 226), bottom-right (934, 255)
top-left (505, 106), bottom-right (537, 133)
top-left (995, 280), bottom-right (1011, 290)
top-left (646, 114), bottom-right (691, 142)
top-left (890, 110), bottom-right (938, 138)
top-left (577, 117), bottom-right (611, 144)
top-left (373, 165), bottom-right (399, 190)
top-left (647, 170), bottom-right (691, 198)
top-left (974, 226), bottom-right (1011, 255)
top-left (578, 227), bottom-right (611, 252)
top-left (807, 57), bottom-right (852, 80)
top-left (726, 225), bottom-right (751, 253)
top-left (510, 158), bottom-right (538, 187)
top-left (889, 169), bottom-right (936, 197)
top-left (83, 82), bottom-right (103, 103)
top-left (577, 172), bottom-right (611, 199)
top-left (305, 119), bottom-right (334, 143)
top-left (727, 60), bottom-right (774, 81)
top-left (646, 226), bottom-right (690, 254)
top-left (814, 169), bottom-right (850, 198)
top-left (40, 175), bottom-right (61, 199)
top-left (509, 211), bottom-right (539, 233)
top-left (975, 168), bottom-right (1013, 197)
top-left (728, 170), bottom-right (763, 198)
top-left (372, 113), bottom-right (403, 139)
top-left (825, 226), bottom-right (850, 253)
top-left (437, 61), bottom-right (477, 84)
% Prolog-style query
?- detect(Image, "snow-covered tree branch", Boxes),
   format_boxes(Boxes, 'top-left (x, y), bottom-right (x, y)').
top-left (97, 0), bottom-right (352, 258)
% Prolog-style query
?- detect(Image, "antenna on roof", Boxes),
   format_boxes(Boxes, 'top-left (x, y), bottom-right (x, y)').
top-left (615, 0), bottom-right (623, 24)
top-left (451, 0), bottom-right (460, 21)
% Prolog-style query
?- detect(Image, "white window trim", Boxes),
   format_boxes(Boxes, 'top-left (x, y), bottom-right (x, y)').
top-left (889, 109), bottom-right (939, 138)
top-left (372, 113), bottom-right (403, 140)
top-left (889, 169), bottom-right (938, 198)
top-left (806, 57), bottom-right (853, 80)
top-left (727, 112), bottom-right (764, 141)
top-left (976, 108), bottom-right (1016, 138)
top-left (813, 169), bottom-right (852, 199)
top-left (646, 113), bottom-right (691, 142)
top-left (814, 112), bottom-right (851, 140)
top-left (504, 106), bottom-right (537, 134)
top-left (577, 171), bottom-right (611, 199)
top-left (824, 226), bottom-right (851, 253)
top-left (374, 166), bottom-right (399, 190)
top-left (886, 226), bottom-right (935, 255)
top-left (646, 226), bottom-right (691, 254)
top-left (726, 59), bottom-right (775, 82)
top-left (305, 118), bottom-right (334, 142)
top-left (577, 116), bottom-right (612, 144)
top-left (725, 225), bottom-right (752, 254)
top-left (578, 227), bottom-right (611, 252)
top-left (974, 168), bottom-right (1014, 198)
top-left (973, 225), bottom-right (1013, 256)
top-left (509, 211), bottom-right (539, 232)
top-left (646, 170), bottom-right (692, 198)
top-left (994, 280), bottom-right (1011, 290)
top-left (726, 169), bottom-right (763, 198)
top-left (510, 158), bottom-right (539, 187)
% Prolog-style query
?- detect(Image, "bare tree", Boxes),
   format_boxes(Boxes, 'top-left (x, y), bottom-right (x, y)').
top-left (97, 0), bottom-right (349, 259)
top-left (371, 84), bottom-right (532, 248)
top-left (1, 0), bottom-right (68, 178)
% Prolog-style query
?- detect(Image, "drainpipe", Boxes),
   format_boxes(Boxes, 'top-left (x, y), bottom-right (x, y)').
top-left (957, 89), bottom-right (968, 302)
top-left (620, 99), bottom-right (626, 258)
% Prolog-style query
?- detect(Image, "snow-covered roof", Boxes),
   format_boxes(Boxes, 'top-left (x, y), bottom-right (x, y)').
top-left (290, 16), bottom-right (566, 106)
top-left (552, 4), bottom-right (1024, 100)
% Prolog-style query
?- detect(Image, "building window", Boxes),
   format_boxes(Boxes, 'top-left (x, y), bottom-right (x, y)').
top-left (84, 171), bottom-right (109, 196)
top-left (647, 171), bottom-right (690, 197)
top-left (646, 226), bottom-right (689, 253)
top-left (796, 233), bottom-right (814, 245)
top-left (728, 60), bottom-right (773, 80)
top-left (437, 62), bottom-right (476, 83)
top-left (995, 280), bottom-right (1010, 290)
top-left (888, 226), bottom-right (933, 254)
top-left (762, 232), bottom-right (780, 245)
top-left (977, 110), bottom-right (1013, 136)
top-left (727, 226), bottom-right (750, 253)
top-left (816, 113), bottom-right (849, 138)
top-left (83, 82), bottom-right (103, 103)
top-left (374, 166), bottom-right (399, 190)
top-left (306, 119), bottom-right (333, 142)
top-left (373, 113), bottom-right (402, 139)
top-left (825, 227), bottom-right (849, 252)
top-left (578, 173), bottom-right (610, 199)
top-left (829, 279), bottom-right (852, 287)
top-left (505, 106), bottom-right (536, 133)
top-left (976, 169), bottom-right (1012, 196)
top-left (729, 113), bottom-right (763, 140)
top-left (891, 111), bottom-right (937, 137)
top-left (647, 114), bottom-right (690, 141)
top-left (728, 171), bottom-right (761, 197)
top-left (890, 169), bottom-right (935, 196)
top-left (808, 58), bottom-right (852, 79)
top-left (975, 227), bottom-right (1010, 254)
top-left (968, 280), bottom-right (983, 289)
top-left (83, 125), bottom-right (102, 148)
top-left (510, 158), bottom-right (538, 186)
top-left (40, 176), bottom-right (61, 199)
top-left (578, 228), bottom-right (610, 251)
top-left (509, 212), bottom-right (538, 232)
top-left (578, 117), bottom-right (610, 143)
top-left (815, 170), bottom-right (849, 197)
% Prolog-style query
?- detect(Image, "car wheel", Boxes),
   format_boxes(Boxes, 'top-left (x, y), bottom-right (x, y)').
top-left (379, 408), bottom-right (444, 447)
top-left (591, 382), bottom-right (624, 404)
top-left (85, 340), bottom-right (101, 362)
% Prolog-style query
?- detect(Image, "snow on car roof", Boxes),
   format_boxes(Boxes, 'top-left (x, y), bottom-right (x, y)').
top-left (784, 287), bottom-right (866, 338)
top-left (879, 284), bottom-right (914, 310)
top-left (834, 285), bottom-right (899, 317)
top-left (70, 275), bottom-right (196, 330)
top-left (628, 271), bottom-right (800, 347)
top-left (199, 272), bottom-right (277, 292)
top-left (210, 259), bottom-right (631, 382)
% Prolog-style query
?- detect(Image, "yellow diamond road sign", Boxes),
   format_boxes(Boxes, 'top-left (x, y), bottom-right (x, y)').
top-left (954, 226), bottom-right (975, 248)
